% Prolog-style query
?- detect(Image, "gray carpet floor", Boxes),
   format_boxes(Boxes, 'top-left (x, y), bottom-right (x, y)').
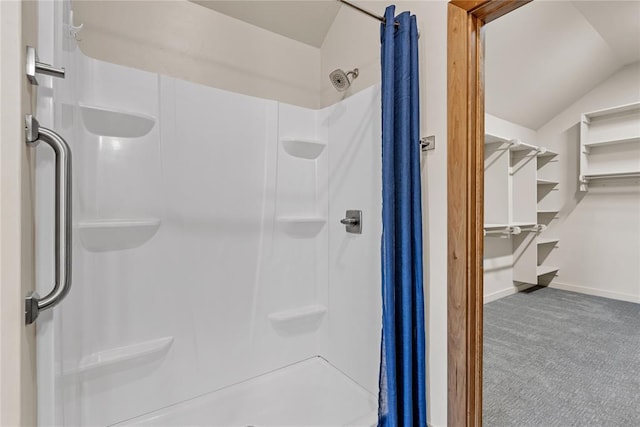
top-left (483, 287), bottom-right (640, 427)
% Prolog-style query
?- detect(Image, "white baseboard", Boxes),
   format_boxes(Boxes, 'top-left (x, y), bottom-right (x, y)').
top-left (484, 283), bottom-right (538, 304)
top-left (484, 287), bottom-right (518, 304)
top-left (549, 281), bottom-right (640, 303)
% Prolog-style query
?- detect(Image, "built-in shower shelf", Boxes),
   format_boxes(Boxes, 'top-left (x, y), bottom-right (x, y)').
top-left (269, 305), bottom-right (327, 334)
top-left (79, 218), bottom-right (161, 252)
top-left (277, 216), bottom-right (326, 238)
top-left (281, 138), bottom-right (326, 159)
top-left (80, 103), bottom-right (156, 138)
top-left (66, 336), bottom-right (174, 376)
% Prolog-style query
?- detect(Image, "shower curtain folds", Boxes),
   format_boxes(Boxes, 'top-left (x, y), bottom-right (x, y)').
top-left (379, 6), bottom-right (426, 427)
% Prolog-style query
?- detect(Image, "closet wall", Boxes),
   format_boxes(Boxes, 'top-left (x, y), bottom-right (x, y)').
top-left (483, 114), bottom-right (561, 302)
top-left (537, 62), bottom-right (640, 302)
top-left (485, 61), bottom-right (640, 304)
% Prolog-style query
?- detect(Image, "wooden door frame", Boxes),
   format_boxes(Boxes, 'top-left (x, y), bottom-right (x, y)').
top-left (447, 1), bottom-right (531, 425)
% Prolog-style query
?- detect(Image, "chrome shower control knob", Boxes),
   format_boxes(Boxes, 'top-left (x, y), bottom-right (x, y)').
top-left (341, 210), bottom-right (362, 234)
top-left (340, 217), bottom-right (359, 225)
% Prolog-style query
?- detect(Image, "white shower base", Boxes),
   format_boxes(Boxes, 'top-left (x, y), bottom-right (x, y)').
top-left (114, 357), bottom-right (378, 427)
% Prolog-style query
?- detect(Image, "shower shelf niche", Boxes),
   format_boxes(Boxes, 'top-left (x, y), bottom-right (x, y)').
top-left (269, 305), bottom-right (327, 334)
top-left (280, 138), bottom-right (326, 160)
top-left (277, 216), bottom-right (326, 238)
top-left (79, 218), bottom-right (161, 252)
top-left (65, 336), bottom-right (174, 376)
top-left (79, 103), bottom-right (156, 138)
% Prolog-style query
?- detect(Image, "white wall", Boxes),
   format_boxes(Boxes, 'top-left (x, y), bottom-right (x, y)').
top-left (72, 0), bottom-right (321, 109)
top-left (321, 3), bottom-right (449, 425)
top-left (0, 1), bottom-right (38, 425)
top-left (536, 62), bottom-right (640, 302)
top-left (486, 114), bottom-right (538, 145)
top-left (327, 85), bottom-right (382, 395)
top-left (320, 6), bottom-right (379, 108)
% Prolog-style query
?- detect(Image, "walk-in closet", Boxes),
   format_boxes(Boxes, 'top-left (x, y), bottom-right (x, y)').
top-left (481, 2), bottom-right (640, 425)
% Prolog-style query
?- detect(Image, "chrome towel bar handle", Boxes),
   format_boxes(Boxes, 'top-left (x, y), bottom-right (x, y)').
top-left (25, 115), bottom-right (72, 325)
top-left (26, 46), bottom-right (66, 85)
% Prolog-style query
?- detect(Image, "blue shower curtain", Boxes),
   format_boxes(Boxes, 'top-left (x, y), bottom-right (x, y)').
top-left (379, 6), bottom-right (426, 427)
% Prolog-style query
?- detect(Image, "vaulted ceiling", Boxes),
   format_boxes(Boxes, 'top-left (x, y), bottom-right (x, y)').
top-left (190, 0), bottom-right (340, 48)
top-left (190, 1), bottom-right (640, 130)
top-left (486, 0), bottom-right (640, 129)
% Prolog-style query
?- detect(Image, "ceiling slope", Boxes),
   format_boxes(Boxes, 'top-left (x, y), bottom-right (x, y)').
top-left (571, 0), bottom-right (640, 65)
top-left (486, 0), bottom-right (639, 130)
top-left (189, 0), bottom-right (639, 130)
top-left (190, 1), bottom-right (340, 48)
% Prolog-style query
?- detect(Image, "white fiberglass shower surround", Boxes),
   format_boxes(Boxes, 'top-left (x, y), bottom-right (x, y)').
top-left (35, 4), bottom-right (383, 427)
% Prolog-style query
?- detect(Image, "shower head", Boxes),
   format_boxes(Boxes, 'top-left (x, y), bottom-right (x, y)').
top-left (329, 68), bottom-right (359, 92)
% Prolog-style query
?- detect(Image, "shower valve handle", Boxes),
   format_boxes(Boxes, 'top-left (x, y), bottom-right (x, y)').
top-left (340, 210), bottom-right (362, 234)
top-left (340, 217), bottom-right (359, 225)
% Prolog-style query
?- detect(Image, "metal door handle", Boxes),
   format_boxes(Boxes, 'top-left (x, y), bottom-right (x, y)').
top-left (24, 115), bottom-right (72, 324)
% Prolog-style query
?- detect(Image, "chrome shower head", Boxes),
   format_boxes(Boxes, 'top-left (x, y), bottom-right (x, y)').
top-left (329, 68), bottom-right (359, 92)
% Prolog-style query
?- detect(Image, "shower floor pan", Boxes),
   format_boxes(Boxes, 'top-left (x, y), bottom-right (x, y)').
top-left (115, 357), bottom-right (377, 426)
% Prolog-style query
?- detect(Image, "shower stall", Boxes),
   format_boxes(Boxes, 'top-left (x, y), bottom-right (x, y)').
top-left (35, 2), bottom-right (383, 426)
